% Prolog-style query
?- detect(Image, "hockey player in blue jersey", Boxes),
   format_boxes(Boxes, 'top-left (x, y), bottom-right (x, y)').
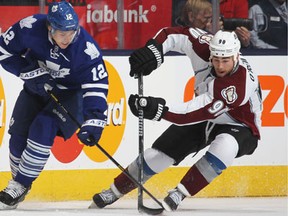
top-left (0, 1), bottom-right (109, 209)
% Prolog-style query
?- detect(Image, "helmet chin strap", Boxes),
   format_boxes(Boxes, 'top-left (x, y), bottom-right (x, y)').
top-left (50, 28), bottom-right (55, 35)
top-left (48, 29), bottom-right (58, 46)
top-left (70, 27), bottom-right (80, 44)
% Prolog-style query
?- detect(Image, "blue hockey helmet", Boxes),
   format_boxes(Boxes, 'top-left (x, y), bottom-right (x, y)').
top-left (47, 1), bottom-right (79, 32)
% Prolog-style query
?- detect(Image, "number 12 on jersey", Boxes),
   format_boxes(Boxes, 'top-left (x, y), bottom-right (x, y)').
top-left (91, 64), bottom-right (108, 81)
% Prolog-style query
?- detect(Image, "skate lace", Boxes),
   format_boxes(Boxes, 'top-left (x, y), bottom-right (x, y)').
top-left (168, 189), bottom-right (184, 206)
top-left (99, 189), bottom-right (117, 204)
top-left (3, 180), bottom-right (26, 199)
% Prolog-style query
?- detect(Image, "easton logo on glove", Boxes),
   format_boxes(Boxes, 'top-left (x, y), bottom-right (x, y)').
top-left (20, 67), bottom-right (49, 80)
top-left (77, 118), bottom-right (107, 146)
top-left (82, 119), bottom-right (106, 128)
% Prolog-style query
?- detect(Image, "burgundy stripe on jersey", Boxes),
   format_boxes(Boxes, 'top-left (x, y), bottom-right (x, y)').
top-left (163, 98), bottom-right (222, 125)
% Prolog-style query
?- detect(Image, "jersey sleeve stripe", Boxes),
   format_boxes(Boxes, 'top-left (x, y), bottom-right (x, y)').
top-left (83, 92), bottom-right (107, 100)
top-left (81, 83), bottom-right (108, 89)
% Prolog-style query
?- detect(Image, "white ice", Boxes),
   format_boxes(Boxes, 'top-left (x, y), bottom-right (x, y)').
top-left (0, 197), bottom-right (287, 216)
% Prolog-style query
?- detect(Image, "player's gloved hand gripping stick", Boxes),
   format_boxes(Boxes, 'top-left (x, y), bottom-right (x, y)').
top-left (129, 39), bottom-right (164, 77)
top-left (44, 84), bottom-right (164, 215)
top-left (77, 114), bottom-right (106, 146)
top-left (128, 94), bottom-right (168, 121)
top-left (20, 62), bottom-right (57, 97)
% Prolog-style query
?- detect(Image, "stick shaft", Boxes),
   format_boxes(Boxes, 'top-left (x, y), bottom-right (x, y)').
top-left (137, 74), bottom-right (144, 210)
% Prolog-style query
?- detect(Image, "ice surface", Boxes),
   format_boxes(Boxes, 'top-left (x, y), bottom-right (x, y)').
top-left (0, 197), bottom-right (287, 216)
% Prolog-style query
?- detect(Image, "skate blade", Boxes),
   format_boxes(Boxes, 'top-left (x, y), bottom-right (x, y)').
top-left (0, 202), bottom-right (17, 210)
top-left (88, 201), bottom-right (99, 209)
top-left (161, 201), bottom-right (173, 212)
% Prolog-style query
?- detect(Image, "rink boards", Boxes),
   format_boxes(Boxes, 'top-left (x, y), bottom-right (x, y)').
top-left (0, 55), bottom-right (287, 201)
top-left (0, 166), bottom-right (286, 201)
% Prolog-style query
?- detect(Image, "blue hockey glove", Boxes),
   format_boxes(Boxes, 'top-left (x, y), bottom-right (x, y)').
top-left (77, 118), bottom-right (106, 146)
top-left (20, 66), bottom-right (57, 97)
top-left (129, 39), bottom-right (164, 77)
top-left (128, 94), bottom-right (168, 121)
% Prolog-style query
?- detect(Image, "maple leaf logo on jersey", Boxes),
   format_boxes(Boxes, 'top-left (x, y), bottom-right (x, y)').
top-left (221, 86), bottom-right (237, 104)
top-left (38, 61), bottom-right (70, 78)
top-left (84, 42), bottom-right (100, 60)
top-left (19, 16), bottom-right (37, 29)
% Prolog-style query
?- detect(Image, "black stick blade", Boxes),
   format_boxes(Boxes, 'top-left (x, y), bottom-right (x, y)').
top-left (138, 205), bottom-right (164, 215)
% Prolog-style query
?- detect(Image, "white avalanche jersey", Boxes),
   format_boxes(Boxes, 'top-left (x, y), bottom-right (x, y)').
top-left (154, 26), bottom-right (212, 88)
top-left (153, 26), bottom-right (262, 139)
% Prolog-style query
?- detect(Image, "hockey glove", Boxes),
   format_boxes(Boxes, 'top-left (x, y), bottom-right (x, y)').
top-left (129, 39), bottom-right (164, 77)
top-left (77, 113), bottom-right (107, 146)
top-left (20, 64), bottom-right (57, 97)
top-left (128, 94), bottom-right (168, 121)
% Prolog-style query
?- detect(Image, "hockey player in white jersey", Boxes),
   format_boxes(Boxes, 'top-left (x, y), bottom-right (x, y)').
top-left (0, 1), bottom-right (109, 210)
top-left (90, 28), bottom-right (262, 212)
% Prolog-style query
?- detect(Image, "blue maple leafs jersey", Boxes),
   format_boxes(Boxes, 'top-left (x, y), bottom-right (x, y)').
top-left (0, 14), bottom-right (108, 120)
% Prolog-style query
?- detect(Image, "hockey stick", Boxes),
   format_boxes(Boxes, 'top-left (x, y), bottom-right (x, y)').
top-left (46, 89), bottom-right (164, 215)
top-left (137, 73), bottom-right (144, 212)
top-left (136, 74), bottom-right (164, 215)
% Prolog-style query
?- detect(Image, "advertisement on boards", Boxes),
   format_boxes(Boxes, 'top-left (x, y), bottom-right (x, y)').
top-left (0, 55), bottom-right (287, 171)
top-left (0, 0), bottom-right (172, 49)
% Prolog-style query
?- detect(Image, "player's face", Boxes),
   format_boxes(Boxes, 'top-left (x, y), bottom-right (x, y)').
top-left (211, 56), bottom-right (234, 77)
top-left (51, 29), bottom-right (77, 49)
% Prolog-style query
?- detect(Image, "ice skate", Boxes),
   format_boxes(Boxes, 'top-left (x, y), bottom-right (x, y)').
top-left (162, 188), bottom-right (186, 211)
top-left (89, 189), bottom-right (119, 209)
top-left (0, 180), bottom-right (31, 210)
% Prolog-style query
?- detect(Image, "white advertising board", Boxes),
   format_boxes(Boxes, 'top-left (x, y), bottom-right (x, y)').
top-left (0, 55), bottom-right (287, 171)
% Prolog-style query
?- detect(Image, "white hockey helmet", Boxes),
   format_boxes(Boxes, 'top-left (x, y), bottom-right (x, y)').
top-left (209, 30), bottom-right (240, 60)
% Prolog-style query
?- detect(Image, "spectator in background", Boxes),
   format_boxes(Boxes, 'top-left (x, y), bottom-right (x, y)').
top-left (249, 0), bottom-right (287, 49)
top-left (173, 0), bottom-right (250, 48)
top-left (220, 0), bottom-right (252, 47)
top-left (180, 0), bottom-right (214, 30)
top-left (174, 0), bottom-right (223, 33)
